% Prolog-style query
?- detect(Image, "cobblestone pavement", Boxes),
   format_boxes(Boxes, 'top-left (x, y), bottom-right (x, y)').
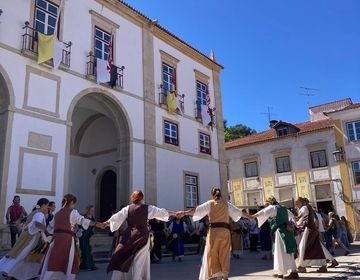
top-left (75, 242), bottom-right (360, 280)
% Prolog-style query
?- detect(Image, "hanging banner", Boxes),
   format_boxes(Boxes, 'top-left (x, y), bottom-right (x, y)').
top-left (296, 171), bottom-right (310, 199)
top-left (231, 179), bottom-right (243, 207)
top-left (262, 176), bottom-right (275, 201)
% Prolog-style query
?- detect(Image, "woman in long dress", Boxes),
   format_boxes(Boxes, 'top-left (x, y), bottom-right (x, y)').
top-left (79, 205), bottom-right (97, 270)
top-left (182, 187), bottom-right (243, 280)
top-left (40, 194), bottom-right (102, 280)
top-left (0, 198), bottom-right (49, 280)
top-left (103, 190), bottom-right (176, 280)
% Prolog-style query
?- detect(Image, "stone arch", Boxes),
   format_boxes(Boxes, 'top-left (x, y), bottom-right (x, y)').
top-left (64, 88), bottom-right (132, 209)
top-left (0, 65), bottom-right (15, 222)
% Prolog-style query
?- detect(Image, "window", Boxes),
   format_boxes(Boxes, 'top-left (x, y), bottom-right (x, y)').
top-left (162, 63), bottom-right (176, 94)
top-left (275, 156), bottom-right (291, 173)
top-left (94, 26), bottom-right (111, 60)
top-left (185, 174), bottom-right (198, 208)
top-left (164, 120), bottom-right (178, 145)
top-left (199, 132), bottom-right (211, 154)
top-left (197, 81), bottom-right (207, 107)
top-left (35, 0), bottom-right (59, 35)
top-left (346, 121), bottom-right (360, 141)
top-left (244, 161), bottom-right (258, 177)
top-left (277, 127), bottom-right (288, 137)
top-left (310, 150), bottom-right (328, 168)
top-left (352, 161), bottom-right (360, 185)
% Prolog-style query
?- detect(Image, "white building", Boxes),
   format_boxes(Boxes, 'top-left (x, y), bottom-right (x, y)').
top-left (0, 0), bottom-right (226, 245)
top-left (225, 99), bottom-right (360, 233)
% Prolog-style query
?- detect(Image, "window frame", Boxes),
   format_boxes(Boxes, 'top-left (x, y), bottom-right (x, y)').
top-left (244, 161), bottom-right (258, 178)
top-left (164, 120), bottom-right (179, 146)
top-left (346, 120), bottom-right (360, 142)
top-left (352, 161), bottom-right (360, 185)
top-left (184, 173), bottom-right (199, 208)
top-left (196, 80), bottom-right (208, 107)
top-left (34, 0), bottom-right (59, 36)
top-left (94, 26), bottom-right (111, 60)
top-left (275, 156), bottom-right (291, 173)
top-left (199, 132), bottom-right (211, 155)
top-left (310, 150), bottom-right (328, 169)
top-left (162, 62), bottom-right (176, 94)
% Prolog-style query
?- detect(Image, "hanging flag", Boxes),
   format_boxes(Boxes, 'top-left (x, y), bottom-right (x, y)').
top-left (201, 104), bottom-right (211, 127)
top-left (37, 33), bottom-right (55, 64)
top-left (167, 91), bottom-right (177, 114)
top-left (96, 58), bottom-right (110, 84)
top-left (53, 38), bottom-right (64, 69)
top-left (107, 35), bottom-right (113, 73)
top-left (109, 64), bottom-right (118, 88)
top-left (206, 87), bottom-right (211, 107)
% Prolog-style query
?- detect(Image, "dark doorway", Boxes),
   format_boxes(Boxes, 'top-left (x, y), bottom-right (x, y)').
top-left (100, 170), bottom-right (117, 221)
top-left (317, 200), bottom-right (334, 215)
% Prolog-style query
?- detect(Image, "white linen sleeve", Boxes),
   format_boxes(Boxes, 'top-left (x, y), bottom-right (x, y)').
top-left (193, 201), bottom-right (211, 222)
top-left (228, 202), bottom-right (243, 222)
top-left (47, 218), bottom-right (54, 235)
top-left (296, 206), bottom-right (308, 226)
top-left (70, 209), bottom-right (91, 230)
top-left (148, 205), bottom-right (169, 221)
top-left (255, 205), bottom-right (277, 227)
top-left (27, 212), bottom-right (45, 235)
top-left (108, 206), bottom-right (129, 232)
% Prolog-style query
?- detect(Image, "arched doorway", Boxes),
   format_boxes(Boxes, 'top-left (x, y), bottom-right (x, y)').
top-left (0, 67), bottom-right (15, 221)
top-left (66, 90), bottom-right (131, 216)
top-left (99, 170), bottom-right (117, 221)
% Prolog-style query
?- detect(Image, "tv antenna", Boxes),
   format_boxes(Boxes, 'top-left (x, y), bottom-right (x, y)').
top-left (300, 86), bottom-right (319, 107)
top-left (261, 106), bottom-right (277, 122)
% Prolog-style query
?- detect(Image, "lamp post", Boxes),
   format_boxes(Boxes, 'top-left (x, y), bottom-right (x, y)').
top-left (332, 145), bottom-right (345, 162)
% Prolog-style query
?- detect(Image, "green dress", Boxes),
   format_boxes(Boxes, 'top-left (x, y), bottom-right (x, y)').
top-left (79, 216), bottom-right (96, 270)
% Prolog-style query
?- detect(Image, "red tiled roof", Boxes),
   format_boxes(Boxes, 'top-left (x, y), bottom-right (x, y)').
top-left (326, 103), bottom-right (360, 114)
top-left (120, 1), bottom-right (223, 69)
top-left (225, 119), bottom-right (334, 149)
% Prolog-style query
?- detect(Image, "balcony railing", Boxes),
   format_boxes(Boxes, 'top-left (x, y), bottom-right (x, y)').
top-left (21, 21), bottom-right (72, 67)
top-left (158, 84), bottom-right (184, 113)
top-left (86, 52), bottom-right (124, 89)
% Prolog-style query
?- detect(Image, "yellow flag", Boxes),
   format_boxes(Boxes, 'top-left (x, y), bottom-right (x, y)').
top-left (166, 92), bottom-right (177, 114)
top-left (37, 33), bottom-right (55, 64)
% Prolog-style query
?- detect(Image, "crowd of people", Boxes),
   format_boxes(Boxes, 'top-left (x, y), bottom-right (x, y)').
top-left (0, 190), bottom-right (354, 280)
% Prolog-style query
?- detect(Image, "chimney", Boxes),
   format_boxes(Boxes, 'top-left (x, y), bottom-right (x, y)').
top-left (269, 120), bottom-right (278, 128)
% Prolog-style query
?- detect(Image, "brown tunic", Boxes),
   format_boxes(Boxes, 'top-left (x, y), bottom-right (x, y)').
top-left (303, 205), bottom-right (325, 260)
top-left (47, 207), bottom-right (80, 274)
top-left (107, 203), bottom-right (149, 273)
top-left (207, 199), bottom-right (231, 277)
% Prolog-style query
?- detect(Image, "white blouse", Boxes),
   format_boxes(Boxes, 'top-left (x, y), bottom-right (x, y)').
top-left (108, 205), bottom-right (169, 232)
top-left (27, 212), bottom-right (46, 235)
top-left (192, 200), bottom-right (243, 222)
top-left (255, 205), bottom-right (294, 228)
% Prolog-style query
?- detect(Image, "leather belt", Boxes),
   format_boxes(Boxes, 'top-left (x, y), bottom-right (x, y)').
top-left (209, 222), bottom-right (230, 229)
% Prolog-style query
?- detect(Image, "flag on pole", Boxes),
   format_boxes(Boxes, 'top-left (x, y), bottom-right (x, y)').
top-left (201, 105), bottom-right (211, 127)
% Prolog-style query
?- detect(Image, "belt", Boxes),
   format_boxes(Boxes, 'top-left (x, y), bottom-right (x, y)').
top-left (209, 222), bottom-right (230, 229)
top-left (54, 229), bottom-right (75, 237)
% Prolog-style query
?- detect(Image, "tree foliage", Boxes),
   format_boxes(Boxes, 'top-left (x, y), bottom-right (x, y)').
top-left (224, 120), bottom-right (256, 142)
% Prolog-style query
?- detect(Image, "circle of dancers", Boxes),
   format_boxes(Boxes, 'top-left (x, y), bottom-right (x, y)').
top-left (0, 189), bottom-right (352, 280)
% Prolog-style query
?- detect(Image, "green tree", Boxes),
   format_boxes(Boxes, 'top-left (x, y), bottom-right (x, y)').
top-left (224, 120), bottom-right (256, 142)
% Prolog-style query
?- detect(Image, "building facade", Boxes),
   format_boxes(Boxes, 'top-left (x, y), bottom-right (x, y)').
top-left (0, 0), bottom-right (227, 246)
top-left (225, 99), bottom-right (360, 234)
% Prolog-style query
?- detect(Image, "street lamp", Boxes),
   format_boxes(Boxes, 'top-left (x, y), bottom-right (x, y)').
top-left (332, 145), bottom-right (345, 162)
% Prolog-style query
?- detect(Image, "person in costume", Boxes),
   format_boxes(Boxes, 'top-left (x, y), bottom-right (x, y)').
top-left (168, 216), bottom-right (187, 261)
top-left (40, 194), bottom-right (102, 280)
top-left (294, 197), bottom-right (328, 273)
top-left (103, 190), bottom-right (176, 280)
top-left (5, 195), bottom-right (28, 247)
top-left (180, 187), bottom-right (243, 280)
top-left (249, 197), bottom-right (299, 279)
top-left (79, 205), bottom-right (97, 270)
top-left (0, 198), bottom-right (49, 280)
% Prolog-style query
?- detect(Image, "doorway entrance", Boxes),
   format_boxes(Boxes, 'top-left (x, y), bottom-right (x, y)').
top-left (100, 170), bottom-right (117, 221)
top-left (317, 200), bottom-right (334, 215)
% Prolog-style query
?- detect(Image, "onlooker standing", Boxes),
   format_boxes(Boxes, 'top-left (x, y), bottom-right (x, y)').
top-left (341, 216), bottom-right (353, 245)
top-left (339, 216), bottom-right (350, 249)
top-left (314, 208), bottom-right (325, 243)
top-left (168, 217), bottom-right (187, 261)
top-left (259, 206), bottom-right (272, 260)
top-left (327, 212), bottom-right (350, 255)
top-left (241, 209), bottom-right (250, 249)
top-left (230, 219), bottom-right (243, 259)
top-left (5, 195), bottom-right (28, 247)
top-left (149, 218), bottom-right (165, 263)
top-left (249, 218), bottom-right (259, 252)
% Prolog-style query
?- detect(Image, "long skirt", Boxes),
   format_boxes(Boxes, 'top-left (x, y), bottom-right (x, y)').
top-left (273, 230), bottom-right (296, 276)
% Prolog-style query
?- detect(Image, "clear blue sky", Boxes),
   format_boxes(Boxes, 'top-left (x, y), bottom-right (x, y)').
top-left (126, 0), bottom-right (360, 132)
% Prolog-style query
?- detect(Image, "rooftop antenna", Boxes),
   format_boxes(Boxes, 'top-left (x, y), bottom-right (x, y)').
top-left (300, 86), bottom-right (319, 107)
top-left (261, 106), bottom-right (277, 122)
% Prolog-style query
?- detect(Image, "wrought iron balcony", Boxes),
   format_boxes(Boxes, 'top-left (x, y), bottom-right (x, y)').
top-left (86, 52), bottom-right (125, 89)
top-left (158, 84), bottom-right (184, 113)
top-left (21, 21), bottom-right (72, 67)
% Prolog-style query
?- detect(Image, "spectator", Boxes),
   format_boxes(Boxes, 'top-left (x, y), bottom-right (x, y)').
top-left (249, 218), bottom-right (259, 252)
top-left (79, 205), bottom-right (97, 271)
top-left (230, 218), bottom-right (243, 259)
top-left (259, 205), bottom-right (272, 260)
top-left (149, 218), bottom-right (165, 263)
